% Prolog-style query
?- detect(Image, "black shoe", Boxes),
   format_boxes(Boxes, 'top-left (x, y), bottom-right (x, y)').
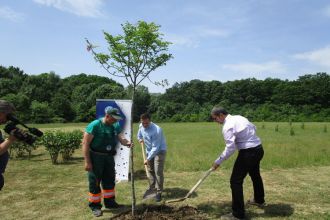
top-left (105, 200), bottom-right (123, 209)
top-left (155, 193), bottom-right (162, 202)
top-left (92, 209), bottom-right (103, 217)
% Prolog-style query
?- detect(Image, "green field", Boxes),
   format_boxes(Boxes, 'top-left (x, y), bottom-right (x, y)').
top-left (1, 122), bottom-right (330, 219)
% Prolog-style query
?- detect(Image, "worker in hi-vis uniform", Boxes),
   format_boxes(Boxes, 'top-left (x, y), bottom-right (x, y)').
top-left (82, 106), bottom-right (133, 217)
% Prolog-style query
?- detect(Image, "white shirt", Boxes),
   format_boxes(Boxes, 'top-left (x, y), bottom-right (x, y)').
top-left (215, 114), bottom-right (261, 165)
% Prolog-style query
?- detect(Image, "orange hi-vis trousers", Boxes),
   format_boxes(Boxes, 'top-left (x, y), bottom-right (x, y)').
top-left (88, 189), bottom-right (115, 204)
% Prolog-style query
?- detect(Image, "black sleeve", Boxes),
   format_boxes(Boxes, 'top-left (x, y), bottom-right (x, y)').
top-left (0, 131), bottom-right (4, 143)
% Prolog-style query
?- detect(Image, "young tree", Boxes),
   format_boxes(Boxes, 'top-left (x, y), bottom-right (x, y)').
top-left (86, 20), bottom-right (173, 216)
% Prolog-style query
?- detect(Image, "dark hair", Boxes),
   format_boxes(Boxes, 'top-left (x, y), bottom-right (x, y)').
top-left (211, 106), bottom-right (228, 116)
top-left (140, 113), bottom-right (151, 120)
top-left (0, 100), bottom-right (15, 114)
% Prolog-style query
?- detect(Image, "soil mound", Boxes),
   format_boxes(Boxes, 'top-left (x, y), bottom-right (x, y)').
top-left (111, 205), bottom-right (208, 220)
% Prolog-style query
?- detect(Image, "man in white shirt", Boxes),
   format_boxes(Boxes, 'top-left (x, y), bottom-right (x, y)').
top-left (211, 106), bottom-right (265, 220)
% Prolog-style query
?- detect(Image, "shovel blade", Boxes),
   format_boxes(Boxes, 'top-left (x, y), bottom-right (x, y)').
top-left (165, 197), bottom-right (186, 204)
top-left (143, 188), bottom-right (157, 200)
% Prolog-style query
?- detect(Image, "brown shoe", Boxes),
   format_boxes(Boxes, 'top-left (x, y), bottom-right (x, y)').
top-left (246, 198), bottom-right (267, 208)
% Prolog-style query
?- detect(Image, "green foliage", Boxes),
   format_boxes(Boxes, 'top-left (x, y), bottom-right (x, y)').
top-left (41, 130), bottom-right (82, 164)
top-left (1, 64), bottom-right (329, 123)
top-left (86, 20), bottom-right (173, 90)
top-left (50, 93), bottom-right (75, 122)
top-left (30, 101), bottom-right (53, 123)
top-left (324, 125), bottom-right (328, 133)
top-left (20, 72), bottom-right (62, 103)
top-left (275, 124), bottom-right (279, 132)
top-left (126, 85), bottom-right (151, 121)
top-left (149, 73), bottom-right (330, 122)
top-left (9, 141), bottom-right (39, 159)
top-left (60, 130), bottom-right (83, 161)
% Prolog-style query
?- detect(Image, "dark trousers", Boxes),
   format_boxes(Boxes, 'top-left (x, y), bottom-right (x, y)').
top-left (230, 146), bottom-right (265, 219)
top-left (0, 151), bottom-right (9, 191)
top-left (88, 151), bottom-right (116, 210)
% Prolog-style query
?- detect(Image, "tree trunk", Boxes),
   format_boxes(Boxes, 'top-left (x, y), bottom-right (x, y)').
top-left (130, 91), bottom-right (136, 217)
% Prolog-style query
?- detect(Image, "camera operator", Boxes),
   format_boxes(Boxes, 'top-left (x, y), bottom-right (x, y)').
top-left (0, 100), bottom-right (17, 190)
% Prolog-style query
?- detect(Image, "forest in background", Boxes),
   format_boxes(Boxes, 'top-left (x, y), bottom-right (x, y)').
top-left (1, 65), bottom-right (329, 123)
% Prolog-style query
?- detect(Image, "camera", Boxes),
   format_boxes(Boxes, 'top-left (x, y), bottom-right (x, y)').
top-left (3, 114), bottom-right (43, 145)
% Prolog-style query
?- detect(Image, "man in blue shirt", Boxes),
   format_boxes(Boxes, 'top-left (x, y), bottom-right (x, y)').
top-left (137, 113), bottom-right (167, 202)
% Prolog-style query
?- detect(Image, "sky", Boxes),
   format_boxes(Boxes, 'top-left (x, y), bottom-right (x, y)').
top-left (1, 0), bottom-right (330, 93)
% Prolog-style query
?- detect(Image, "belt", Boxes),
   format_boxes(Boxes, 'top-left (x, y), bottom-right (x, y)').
top-left (90, 148), bottom-right (116, 156)
top-left (239, 144), bottom-right (262, 152)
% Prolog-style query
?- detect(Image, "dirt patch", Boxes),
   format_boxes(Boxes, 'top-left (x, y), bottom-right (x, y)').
top-left (111, 205), bottom-right (209, 220)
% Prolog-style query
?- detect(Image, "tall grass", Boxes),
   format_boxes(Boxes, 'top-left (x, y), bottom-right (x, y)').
top-left (3, 122), bottom-right (329, 172)
top-left (135, 122), bottom-right (330, 172)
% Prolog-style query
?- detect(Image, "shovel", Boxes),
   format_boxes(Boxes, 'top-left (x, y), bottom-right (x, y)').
top-left (166, 168), bottom-right (214, 203)
top-left (141, 142), bottom-right (157, 200)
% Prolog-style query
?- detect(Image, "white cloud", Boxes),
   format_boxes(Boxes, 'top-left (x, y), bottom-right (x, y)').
top-left (195, 27), bottom-right (230, 38)
top-left (293, 46), bottom-right (330, 67)
top-left (324, 5), bottom-right (330, 17)
top-left (0, 6), bottom-right (24, 22)
top-left (165, 27), bottom-right (229, 49)
top-left (33, 0), bottom-right (104, 18)
top-left (222, 61), bottom-right (286, 75)
top-left (166, 33), bottom-right (199, 48)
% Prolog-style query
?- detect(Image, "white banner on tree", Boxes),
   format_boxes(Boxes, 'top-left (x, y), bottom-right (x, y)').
top-left (96, 99), bottom-right (132, 182)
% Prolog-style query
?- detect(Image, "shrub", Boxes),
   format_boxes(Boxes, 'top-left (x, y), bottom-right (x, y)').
top-left (60, 130), bottom-right (82, 161)
top-left (42, 130), bottom-right (82, 164)
top-left (9, 141), bottom-right (39, 159)
top-left (290, 126), bottom-right (295, 136)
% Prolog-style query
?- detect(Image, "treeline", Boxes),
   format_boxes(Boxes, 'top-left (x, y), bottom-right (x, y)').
top-left (1, 65), bottom-right (329, 123)
top-left (0, 66), bottom-right (150, 123)
top-left (150, 73), bottom-right (330, 122)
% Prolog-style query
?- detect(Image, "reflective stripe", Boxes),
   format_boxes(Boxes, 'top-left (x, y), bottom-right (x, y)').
top-left (88, 192), bottom-right (101, 203)
top-left (102, 189), bottom-right (115, 198)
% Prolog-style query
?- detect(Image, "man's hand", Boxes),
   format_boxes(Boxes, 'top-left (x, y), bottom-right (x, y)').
top-left (7, 133), bottom-right (16, 142)
top-left (126, 141), bottom-right (134, 148)
top-left (84, 162), bottom-right (93, 171)
top-left (144, 159), bottom-right (149, 166)
top-left (118, 134), bottom-right (134, 148)
top-left (212, 163), bottom-right (220, 170)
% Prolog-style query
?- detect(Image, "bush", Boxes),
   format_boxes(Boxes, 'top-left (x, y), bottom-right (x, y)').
top-left (42, 130), bottom-right (82, 164)
top-left (9, 141), bottom-right (39, 159)
top-left (60, 130), bottom-right (83, 161)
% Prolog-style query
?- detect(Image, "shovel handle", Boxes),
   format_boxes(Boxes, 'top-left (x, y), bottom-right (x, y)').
top-left (185, 168), bottom-right (213, 199)
top-left (140, 142), bottom-right (151, 180)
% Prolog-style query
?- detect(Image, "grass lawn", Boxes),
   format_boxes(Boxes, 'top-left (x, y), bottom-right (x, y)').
top-left (0, 122), bottom-right (329, 219)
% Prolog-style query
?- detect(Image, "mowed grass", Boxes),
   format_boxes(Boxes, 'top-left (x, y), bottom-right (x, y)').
top-left (0, 122), bottom-right (329, 219)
